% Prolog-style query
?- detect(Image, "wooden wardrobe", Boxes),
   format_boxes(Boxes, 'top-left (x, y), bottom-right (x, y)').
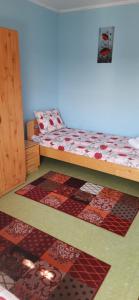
top-left (0, 28), bottom-right (26, 197)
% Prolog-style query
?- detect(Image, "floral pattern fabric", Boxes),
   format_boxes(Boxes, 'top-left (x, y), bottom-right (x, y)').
top-left (34, 110), bottom-right (65, 134)
top-left (32, 127), bottom-right (139, 169)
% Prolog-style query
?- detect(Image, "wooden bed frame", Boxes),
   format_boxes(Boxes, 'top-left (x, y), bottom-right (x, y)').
top-left (27, 120), bottom-right (139, 182)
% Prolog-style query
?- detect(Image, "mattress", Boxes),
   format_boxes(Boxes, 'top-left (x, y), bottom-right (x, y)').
top-left (32, 127), bottom-right (139, 169)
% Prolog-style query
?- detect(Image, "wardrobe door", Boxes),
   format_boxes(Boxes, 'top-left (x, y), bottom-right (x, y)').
top-left (0, 28), bottom-right (26, 197)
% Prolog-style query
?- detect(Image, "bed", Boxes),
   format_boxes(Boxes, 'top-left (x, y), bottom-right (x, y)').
top-left (27, 119), bottom-right (139, 182)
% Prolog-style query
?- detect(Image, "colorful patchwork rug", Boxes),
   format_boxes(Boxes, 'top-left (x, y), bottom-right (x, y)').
top-left (0, 211), bottom-right (110, 300)
top-left (16, 171), bottom-right (139, 236)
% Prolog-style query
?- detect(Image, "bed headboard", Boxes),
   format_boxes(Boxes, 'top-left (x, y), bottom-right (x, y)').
top-left (27, 119), bottom-right (40, 140)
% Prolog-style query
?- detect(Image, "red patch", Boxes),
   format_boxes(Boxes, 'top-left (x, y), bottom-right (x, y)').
top-left (57, 117), bottom-right (61, 124)
top-left (40, 115), bottom-right (43, 119)
top-left (102, 33), bottom-right (109, 41)
top-left (65, 138), bottom-right (71, 141)
top-left (100, 48), bottom-right (111, 57)
top-left (78, 146), bottom-right (85, 149)
top-left (100, 145), bottom-right (108, 150)
top-left (49, 118), bottom-right (54, 126)
top-left (94, 153), bottom-right (102, 159)
top-left (124, 146), bottom-right (132, 149)
top-left (118, 153), bottom-right (127, 157)
top-left (39, 122), bottom-right (44, 129)
top-left (58, 146), bottom-right (65, 151)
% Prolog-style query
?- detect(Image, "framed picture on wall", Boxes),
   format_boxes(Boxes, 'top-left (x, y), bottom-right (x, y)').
top-left (97, 26), bottom-right (115, 63)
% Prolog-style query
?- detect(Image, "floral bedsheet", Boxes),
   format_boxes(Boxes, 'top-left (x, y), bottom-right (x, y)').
top-left (32, 128), bottom-right (139, 169)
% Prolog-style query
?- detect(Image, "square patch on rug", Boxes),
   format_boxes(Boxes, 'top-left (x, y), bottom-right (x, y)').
top-left (0, 211), bottom-right (110, 300)
top-left (16, 171), bottom-right (139, 236)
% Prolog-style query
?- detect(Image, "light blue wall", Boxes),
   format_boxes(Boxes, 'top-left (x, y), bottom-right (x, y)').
top-left (58, 4), bottom-right (139, 136)
top-left (0, 0), bottom-right (58, 121)
top-left (1, 1), bottom-right (139, 136)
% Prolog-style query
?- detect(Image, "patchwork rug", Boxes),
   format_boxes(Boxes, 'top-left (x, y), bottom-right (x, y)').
top-left (0, 211), bottom-right (110, 300)
top-left (16, 171), bottom-right (139, 236)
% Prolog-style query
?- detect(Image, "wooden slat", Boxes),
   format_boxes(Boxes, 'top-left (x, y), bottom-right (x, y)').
top-left (26, 159), bottom-right (40, 168)
top-left (25, 140), bottom-right (40, 174)
top-left (0, 28), bottom-right (26, 197)
top-left (27, 119), bottom-right (39, 140)
top-left (25, 140), bottom-right (39, 149)
top-left (40, 147), bottom-right (139, 182)
top-left (26, 157), bottom-right (40, 164)
top-left (26, 147), bottom-right (39, 157)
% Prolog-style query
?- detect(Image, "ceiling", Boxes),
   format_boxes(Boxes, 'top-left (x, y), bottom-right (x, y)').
top-left (29, 0), bottom-right (139, 12)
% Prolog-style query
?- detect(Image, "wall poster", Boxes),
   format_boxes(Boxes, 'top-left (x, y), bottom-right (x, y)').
top-left (97, 26), bottom-right (115, 63)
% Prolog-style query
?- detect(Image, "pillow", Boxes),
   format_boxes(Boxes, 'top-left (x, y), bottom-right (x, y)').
top-left (34, 110), bottom-right (55, 134)
top-left (52, 109), bottom-right (65, 130)
top-left (34, 109), bottom-right (65, 134)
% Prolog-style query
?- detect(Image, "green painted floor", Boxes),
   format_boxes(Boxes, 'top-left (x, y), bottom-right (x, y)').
top-left (0, 158), bottom-right (139, 300)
